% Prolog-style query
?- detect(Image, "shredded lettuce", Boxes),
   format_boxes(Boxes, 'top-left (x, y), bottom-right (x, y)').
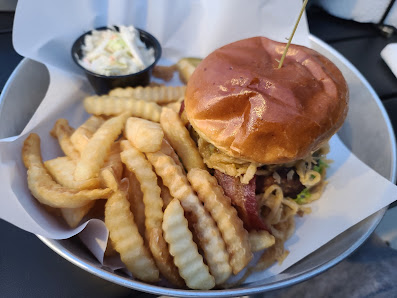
top-left (313, 159), bottom-right (328, 174)
top-left (295, 188), bottom-right (311, 204)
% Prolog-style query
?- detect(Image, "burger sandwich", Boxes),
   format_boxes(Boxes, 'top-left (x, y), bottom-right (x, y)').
top-left (183, 37), bottom-right (349, 239)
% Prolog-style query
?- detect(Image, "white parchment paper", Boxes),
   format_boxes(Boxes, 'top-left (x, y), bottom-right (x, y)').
top-left (1, 0), bottom-right (396, 284)
top-left (381, 43), bottom-right (397, 79)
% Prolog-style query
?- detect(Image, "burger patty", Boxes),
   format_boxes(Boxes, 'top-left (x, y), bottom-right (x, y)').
top-left (256, 167), bottom-right (305, 198)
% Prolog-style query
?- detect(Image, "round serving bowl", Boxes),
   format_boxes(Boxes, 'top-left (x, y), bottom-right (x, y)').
top-left (0, 35), bottom-right (395, 297)
top-left (71, 26), bottom-right (162, 95)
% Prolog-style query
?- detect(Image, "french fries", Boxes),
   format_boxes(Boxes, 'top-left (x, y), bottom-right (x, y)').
top-left (21, 80), bottom-right (287, 290)
top-left (61, 202), bottom-right (95, 228)
top-left (22, 134), bottom-right (112, 208)
top-left (159, 138), bottom-right (185, 173)
top-left (74, 112), bottom-right (130, 181)
top-left (50, 119), bottom-right (80, 159)
top-left (146, 151), bottom-right (231, 285)
top-left (109, 85), bottom-right (186, 104)
top-left (152, 65), bottom-right (177, 82)
top-left (124, 117), bottom-right (164, 153)
top-left (249, 230), bottom-right (276, 252)
top-left (103, 142), bottom-right (123, 181)
top-left (125, 169), bottom-right (146, 237)
top-left (158, 177), bottom-right (173, 209)
top-left (176, 57), bottom-right (202, 84)
top-left (187, 168), bottom-right (252, 274)
top-left (44, 156), bottom-right (100, 227)
top-left (44, 156), bottom-right (101, 190)
top-left (103, 168), bottom-right (159, 282)
top-left (120, 141), bottom-right (183, 287)
top-left (160, 108), bottom-right (205, 171)
top-left (70, 115), bottom-right (105, 154)
top-left (84, 95), bottom-right (162, 122)
top-left (163, 199), bottom-right (215, 290)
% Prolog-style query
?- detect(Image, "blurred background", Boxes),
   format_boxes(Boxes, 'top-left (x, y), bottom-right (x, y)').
top-left (1, 0), bottom-right (397, 297)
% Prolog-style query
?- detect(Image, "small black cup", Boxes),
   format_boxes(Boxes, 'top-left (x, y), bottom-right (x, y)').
top-left (71, 26), bottom-right (162, 95)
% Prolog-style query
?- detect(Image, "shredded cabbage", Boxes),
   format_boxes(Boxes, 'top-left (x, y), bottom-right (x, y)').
top-left (78, 25), bottom-right (155, 76)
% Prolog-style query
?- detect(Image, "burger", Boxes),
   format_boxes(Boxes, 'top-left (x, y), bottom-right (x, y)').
top-left (183, 37), bottom-right (348, 235)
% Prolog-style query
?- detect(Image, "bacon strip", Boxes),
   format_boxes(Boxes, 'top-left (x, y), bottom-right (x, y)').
top-left (214, 170), bottom-right (270, 231)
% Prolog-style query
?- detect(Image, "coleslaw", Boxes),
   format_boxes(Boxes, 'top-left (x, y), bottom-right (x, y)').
top-left (78, 26), bottom-right (155, 76)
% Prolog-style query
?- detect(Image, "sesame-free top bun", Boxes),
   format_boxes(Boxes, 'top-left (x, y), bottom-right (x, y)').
top-left (185, 37), bottom-right (348, 164)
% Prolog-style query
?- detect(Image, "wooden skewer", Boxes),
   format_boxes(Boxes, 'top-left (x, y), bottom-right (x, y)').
top-left (277, 0), bottom-right (309, 69)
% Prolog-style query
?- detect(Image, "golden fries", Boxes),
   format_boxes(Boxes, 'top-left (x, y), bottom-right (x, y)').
top-left (125, 169), bottom-right (146, 237)
top-left (50, 119), bottom-right (80, 159)
top-left (159, 139), bottom-right (185, 172)
top-left (74, 112), bottom-right (130, 181)
top-left (120, 141), bottom-right (183, 286)
top-left (44, 157), bottom-right (101, 190)
top-left (103, 168), bottom-right (159, 282)
top-left (248, 230), bottom-right (276, 252)
top-left (124, 117), bottom-right (164, 153)
top-left (60, 202), bottom-right (95, 228)
top-left (163, 199), bottom-right (215, 290)
top-left (164, 101), bottom-right (183, 113)
top-left (103, 142), bottom-right (123, 181)
top-left (84, 96), bottom-right (162, 122)
top-left (70, 115), bottom-right (105, 154)
top-left (158, 177), bottom-right (173, 209)
top-left (109, 85), bottom-right (186, 104)
top-left (146, 151), bottom-right (231, 284)
top-left (176, 57), bottom-right (202, 84)
top-left (187, 168), bottom-right (252, 274)
top-left (160, 108), bottom-right (205, 171)
top-left (22, 134), bottom-right (112, 208)
top-left (152, 65), bottom-right (177, 82)
top-left (20, 70), bottom-right (291, 289)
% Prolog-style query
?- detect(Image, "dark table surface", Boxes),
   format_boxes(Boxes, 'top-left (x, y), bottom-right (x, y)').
top-left (1, 6), bottom-right (397, 298)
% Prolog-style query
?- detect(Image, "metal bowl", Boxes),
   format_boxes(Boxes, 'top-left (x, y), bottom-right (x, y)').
top-left (1, 35), bottom-right (395, 297)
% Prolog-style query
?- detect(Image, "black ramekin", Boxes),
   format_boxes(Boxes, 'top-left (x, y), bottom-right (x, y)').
top-left (71, 26), bottom-right (162, 95)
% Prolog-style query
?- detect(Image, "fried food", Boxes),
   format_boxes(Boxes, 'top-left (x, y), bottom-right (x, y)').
top-left (160, 108), bottom-right (205, 171)
top-left (248, 230), bottom-right (276, 252)
top-left (146, 151), bottom-right (231, 285)
top-left (120, 141), bottom-right (183, 286)
top-left (124, 117), bottom-right (164, 153)
top-left (22, 133), bottom-right (112, 208)
top-left (70, 115), bottom-right (105, 154)
top-left (187, 168), bottom-right (252, 274)
top-left (158, 177), bottom-right (173, 209)
top-left (158, 138), bottom-right (185, 173)
top-left (125, 169), bottom-right (146, 237)
top-left (74, 112), bottom-right (130, 181)
top-left (50, 119), bottom-right (80, 159)
top-left (163, 101), bottom-right (183, 113)
top-left (84, 96), bottom-right (162, 122)
top-left (176, 57), bottom-right (201, 84)
top-left (60, 202), bottom-right (95, 228)
top-left (103, 168), bottom-right (159, 282)
top-left (44, 156), bottom-right (101, 190)
top-left (109, 85), bottom-right (186, 104)
top-left (152, 65), bottom-right (177, 82)
top-left (103, 141), bottom-right (123, 181)
top-left (162, 198), bottom-right (215, 290)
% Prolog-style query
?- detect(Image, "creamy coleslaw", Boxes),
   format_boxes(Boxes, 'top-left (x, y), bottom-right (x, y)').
top-left (78, 26), bottom-right (155, 76)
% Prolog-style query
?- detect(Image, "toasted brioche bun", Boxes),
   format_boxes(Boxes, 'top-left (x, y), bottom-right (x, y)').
top-left (185, 37), bottom-right (348, 164)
